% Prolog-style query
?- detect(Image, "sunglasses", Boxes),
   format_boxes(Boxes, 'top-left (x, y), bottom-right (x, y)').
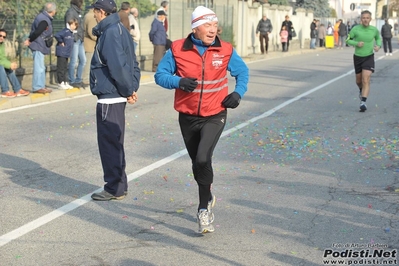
top-left (0, 35), bottom-right (6, 38)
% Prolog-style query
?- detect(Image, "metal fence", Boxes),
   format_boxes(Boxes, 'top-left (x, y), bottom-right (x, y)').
top-left (2, 2), bottom-right (235, 69)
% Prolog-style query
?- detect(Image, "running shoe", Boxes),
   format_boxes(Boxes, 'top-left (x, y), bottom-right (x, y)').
top-left (359, 101), bottom-right (367, 112)
top-left (207, 194), bottom-right (216, 223)
top-left (197, 209), bottom-right (215, 234)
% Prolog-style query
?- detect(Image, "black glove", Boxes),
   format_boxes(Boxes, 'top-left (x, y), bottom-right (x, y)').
top-left (179, 78), bottom-right (198, 92)
top-left (222, 92), bottom-right (241, 109)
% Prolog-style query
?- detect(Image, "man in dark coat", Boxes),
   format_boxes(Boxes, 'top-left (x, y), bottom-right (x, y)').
top-left (381, 19), bottom-right (393, 55)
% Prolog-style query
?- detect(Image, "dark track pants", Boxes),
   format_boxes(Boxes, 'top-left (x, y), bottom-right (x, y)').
top-left (179, 110), bottom-right (226, 210)
top-left (96, 102), bottom-right (127, 197)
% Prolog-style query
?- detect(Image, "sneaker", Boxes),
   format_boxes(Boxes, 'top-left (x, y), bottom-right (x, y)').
top-left (389, 53), bottom-right (393, 56)
top-left (359, 101), bottom-right (367, 112)
top-left (91, 190), bottom-right (125, 201)
top-left (207, 194), bottom-right (216, 224)
top-left (65, 82), bottom-right (74, 89)
top-left (197, 209), bottom-right (215, 234)
top-left (386, 53), bottom-right (389, 56)
top-left (70, 82), bottom-right (82, 88)
top-left (58, 82), bottom-right (68, 90)
top-left (16, 89), bottom-right (30, 97)
top-left (1, 91), bottom-right (16, 98)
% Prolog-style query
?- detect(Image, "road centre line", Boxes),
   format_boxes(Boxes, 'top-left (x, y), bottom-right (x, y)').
top-left (0, 65), bottom-right (369, 247)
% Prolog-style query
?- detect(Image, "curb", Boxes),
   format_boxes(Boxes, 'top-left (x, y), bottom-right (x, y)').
top-left (0, 73), bottom-right (154, 111)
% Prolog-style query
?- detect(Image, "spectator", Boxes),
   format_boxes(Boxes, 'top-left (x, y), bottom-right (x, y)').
top-left (394, 22), bottom-right (398, 36)
top-left (89, 0), bottom-right (141, 201)
top-left (154, 6), bottom-right (249, 234)
top-left (24, 2), bottom-right (56, 94)
top-left (149, 10), bottom-right (167, 72)
top-left (118, 2), bottom-right (131, 31)
top-left (130, 7), bottom-right (141, 53)
top-left (346, 21), bottom-right (351, 46)
top-left (281, 15), bottom-right (293, 51)
top-left (381, 19), bottom-right (393, 56)
top-left (326, 22), bottom-right (334, 35)
top-left (280, 25), bottom-right (288, 52)
top-left (65, 0), bottom-right (86, 88)
top-left (338, 19), bottom-right (347, 49)
top-left (155, 1), bottom-right (169, 32)
top-left (334, 20), bottom-right (340, 46)
top-left (318, 23), bottom-right (326, 47)
top-left (256, 14), bottom-right (273, 54)
top-left (83, 5), bottom-right (97, 85)
top-left (0, 29), bottom-right (30, 97)
top-left (310, 19), bottom-right (317, 49)
top-left (54, 18), bottom-right (78, 90)
top-left (217, 26), bottom-right (223, 38)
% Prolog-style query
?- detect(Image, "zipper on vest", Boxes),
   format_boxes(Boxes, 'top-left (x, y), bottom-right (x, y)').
top-left (197, 55), bottom-right (206, 116)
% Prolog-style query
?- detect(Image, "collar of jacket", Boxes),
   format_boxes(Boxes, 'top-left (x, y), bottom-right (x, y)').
top-left (182, 33), bottom-right (221, 50)
top-left (71, 4), bottom-right (82, 13)
top-left (93, 13), bottom-right (120, 37)
top-left (42, 10), bottom-right (54, 21)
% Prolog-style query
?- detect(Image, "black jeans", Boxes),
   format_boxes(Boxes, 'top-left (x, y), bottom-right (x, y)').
top-left (56, 56), bottom-right (68, 84)
top-left (259, 32), bottom-right (269, 54)
top-left (383, 37), bottom-right (392, 53)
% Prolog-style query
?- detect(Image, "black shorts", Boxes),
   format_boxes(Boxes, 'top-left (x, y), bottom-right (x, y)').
top-left (353, 54), bottom-right (375, 74)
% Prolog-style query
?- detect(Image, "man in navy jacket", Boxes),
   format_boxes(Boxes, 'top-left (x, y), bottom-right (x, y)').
top-left (89, 0), bottom-right (141, 201)
top-left (149, 10), bottom-right (167, 72)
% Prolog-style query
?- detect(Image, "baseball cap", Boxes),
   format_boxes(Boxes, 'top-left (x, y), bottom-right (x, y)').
top-left (88, 0), bottom-right (117, 13)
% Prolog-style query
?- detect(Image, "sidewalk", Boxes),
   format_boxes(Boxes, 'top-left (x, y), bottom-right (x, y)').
top-left (0, 48), bottom-right (323, 111)
top-left (0, 71), bottom-right (156, 111)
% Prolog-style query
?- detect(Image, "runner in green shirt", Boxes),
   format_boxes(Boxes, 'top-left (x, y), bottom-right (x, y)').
top-left (346, 10), bottom-right (381, 112)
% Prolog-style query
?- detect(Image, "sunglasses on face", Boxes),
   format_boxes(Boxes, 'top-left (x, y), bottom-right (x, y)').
top-left (0, 35), bottom-right (6, 38)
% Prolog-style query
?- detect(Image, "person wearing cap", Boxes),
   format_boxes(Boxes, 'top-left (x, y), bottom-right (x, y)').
top-left (155, 6), bottom-right (249, 234)
top-left (155, 1), bottom-right (169, 32)
top-left (89, 0), bottom-right (141, 201)
top-left (149, 10), bottom-right (167, 72)
top-left (65, 0), bottom-right (87, 88)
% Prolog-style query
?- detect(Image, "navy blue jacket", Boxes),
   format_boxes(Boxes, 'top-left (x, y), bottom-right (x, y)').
top-left (54, 27), bottom-right (74, 58)
top-left (29, 11), bottom-right (53, 55)
top-left (90, 13), bottom-right (141, 99)
top-left (149, 18), bottom-right (166, 45)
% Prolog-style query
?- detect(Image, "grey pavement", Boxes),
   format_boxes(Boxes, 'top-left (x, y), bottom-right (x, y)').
top-left (2, 45), bottom-right (399, 266)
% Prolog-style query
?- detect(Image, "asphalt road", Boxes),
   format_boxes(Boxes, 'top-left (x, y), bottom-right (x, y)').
top-left (1, 47), bottom-right (399, 266)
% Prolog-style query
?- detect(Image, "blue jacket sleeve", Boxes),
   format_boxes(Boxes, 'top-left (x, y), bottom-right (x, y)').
top-left (102, 27), bottom-right (136, 97)
top-left (227, 49), bottom-right (249, 98)
top-left (54, 29), bottom-right (64, 43)
top-left (154, 49), bottom-right (181, 89)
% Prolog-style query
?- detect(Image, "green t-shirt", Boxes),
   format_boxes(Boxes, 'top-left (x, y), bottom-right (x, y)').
top-left (346, 25), bottom-right (382, 57)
